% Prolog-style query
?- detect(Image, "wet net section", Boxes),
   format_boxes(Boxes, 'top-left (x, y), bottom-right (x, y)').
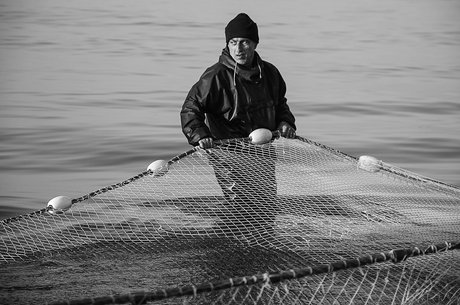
top-left (1, 136), bottom-right (459, 304)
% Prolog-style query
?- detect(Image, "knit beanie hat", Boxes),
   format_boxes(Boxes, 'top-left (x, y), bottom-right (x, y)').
top-left (225, 13), bottom-right (259, 44)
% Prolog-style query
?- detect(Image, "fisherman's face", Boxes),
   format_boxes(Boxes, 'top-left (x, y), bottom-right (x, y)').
top-left (227, 38), bottom-right (257, 66)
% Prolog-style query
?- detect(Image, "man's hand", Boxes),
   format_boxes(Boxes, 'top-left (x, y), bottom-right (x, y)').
top-left (198, 137), bottom-right (214, 149)
top-left (278, 121), bottom-right (296, 138)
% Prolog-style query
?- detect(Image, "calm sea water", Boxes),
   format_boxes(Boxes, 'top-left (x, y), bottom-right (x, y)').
top-left (1, 0), bottom-right (459, 219)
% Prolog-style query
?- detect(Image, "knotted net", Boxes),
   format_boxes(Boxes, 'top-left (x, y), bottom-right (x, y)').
top-left (1, 135), bottom-right (459, 304)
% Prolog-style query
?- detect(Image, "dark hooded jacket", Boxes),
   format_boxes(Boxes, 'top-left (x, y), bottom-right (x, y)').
top-left (181, 48), bottom-right (296, 146)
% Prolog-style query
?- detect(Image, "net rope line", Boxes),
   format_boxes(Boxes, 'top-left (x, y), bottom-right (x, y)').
top-left (1, 137), bottom-right (238, 225)
top-left (2, 134), bottom-right (458, 225)
top-left (48, 241), bottom-right (459, 305)
top-left (294, 137), bottom-right (460, 195)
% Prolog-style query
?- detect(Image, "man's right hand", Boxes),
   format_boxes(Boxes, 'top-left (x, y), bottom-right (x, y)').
top-left (198, 137), bottom-right (214, 149)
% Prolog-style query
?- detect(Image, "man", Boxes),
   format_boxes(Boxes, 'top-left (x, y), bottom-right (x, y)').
top-left (180, 13), bottom-right (296, 238)
top-left (181, 13), bottom-right (296, 148)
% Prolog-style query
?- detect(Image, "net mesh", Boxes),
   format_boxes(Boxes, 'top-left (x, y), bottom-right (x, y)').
top-left (1, 135), bottom-right (459, 304)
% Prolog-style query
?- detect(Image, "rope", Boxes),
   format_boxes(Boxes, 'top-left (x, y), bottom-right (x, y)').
top-left (1, 147), bottom-right (200, 225)
top-left (47, 241), bottom-right (460, 305)
top-left (3, 134), bottom-right (458, 223)
top-left (0, 136), bottom-right (252, 225)
top-left (294, 136), bottom-right (460, 193)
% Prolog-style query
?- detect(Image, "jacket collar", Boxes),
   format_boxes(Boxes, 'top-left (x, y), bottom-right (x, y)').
top-left (219, 48), bottom-right (263, 84)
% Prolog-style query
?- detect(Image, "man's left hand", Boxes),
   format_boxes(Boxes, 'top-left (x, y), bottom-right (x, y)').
top-left (278, 121), bottom-right (296, 138)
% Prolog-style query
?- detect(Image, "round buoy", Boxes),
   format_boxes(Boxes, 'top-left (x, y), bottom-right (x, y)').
top-left (358, 155), bottom-right (381, 173)
top-left (147, 159), bottom-right (169, 176)
top-left (249, 128), bottom-right (272, 145)
top-left (47, 196), bottom-right (72, 214)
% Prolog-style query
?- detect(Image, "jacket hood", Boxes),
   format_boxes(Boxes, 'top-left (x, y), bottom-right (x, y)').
top-left (219, 48), bottom-right (263, 84)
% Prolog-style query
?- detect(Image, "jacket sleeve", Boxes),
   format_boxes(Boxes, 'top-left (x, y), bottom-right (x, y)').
top-left (275, 71), bottom-right (296, 130)
top-left (180, 70), bottom-right (215, 146)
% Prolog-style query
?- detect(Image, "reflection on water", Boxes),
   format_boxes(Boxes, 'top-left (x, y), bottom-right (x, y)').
top-left (1, 0), bottom-right (459, 217)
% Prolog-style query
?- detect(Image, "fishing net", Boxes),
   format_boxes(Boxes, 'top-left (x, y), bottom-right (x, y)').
top-left (1, 135), bottom-right (459, 305)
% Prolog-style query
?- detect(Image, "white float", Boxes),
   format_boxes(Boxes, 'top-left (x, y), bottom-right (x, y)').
top-left (47, 196), bottom-right (72, 214)
top-left (249, 128), bottom-right (273, 145)
top-left (147, 159), bottom-right (169, 176)
top-left (358, 155), bottom-right (382, 173)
